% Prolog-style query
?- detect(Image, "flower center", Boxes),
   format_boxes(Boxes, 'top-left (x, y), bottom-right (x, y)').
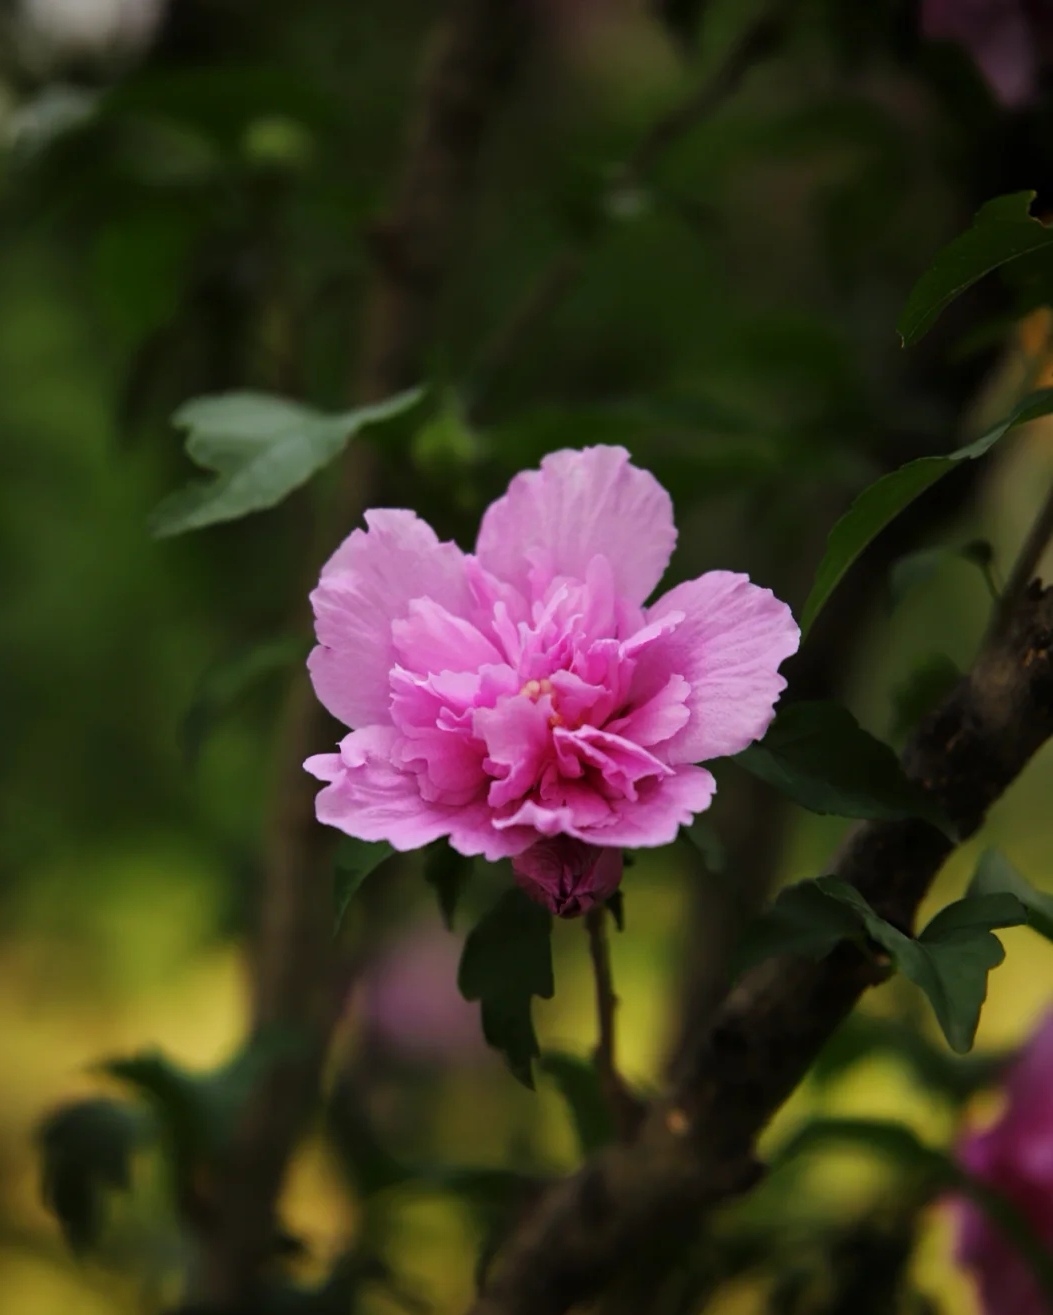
top-left (519, 676), bottom-right (564, 727)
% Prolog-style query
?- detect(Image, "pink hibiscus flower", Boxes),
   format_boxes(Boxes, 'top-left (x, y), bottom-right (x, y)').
top-left (305, 446), bottom-right (799, 916)
top-left (955, 1009), bottom-right (1053, 1315)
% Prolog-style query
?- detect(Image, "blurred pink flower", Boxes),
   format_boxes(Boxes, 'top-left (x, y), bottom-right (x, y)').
top-left (955, 1009), bottom-right (1053, 1314)
top-left (921, 0), bottom-right (1052, 107)
top-left (306, 446), bottom-right (798, 916)
top-left (361, 925), bottom-right (485, 1062)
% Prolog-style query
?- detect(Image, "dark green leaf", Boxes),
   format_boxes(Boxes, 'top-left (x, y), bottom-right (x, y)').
top-left (888, 540), bottom-right (996, 608)
top-left (898, 192), bottom-right (1053, 345)
top-left (682, 817), bottom-right (728, 873)
top-left (150, 388), bottom-right (421, 537)
top-left (606, 889), bottom-right (625, 932)
top-left (812, 1015), bottom-right (1010, 1102)
top-left (736, 878), bottom-right (1025, 1051)
top-left (325, 1081), bottom-right (408, 1198)
top-left (890, 654), bottom-right (962, 740)
top-left (334, 838), bottom-right (395, 934)
top-left (771, 1116), bottom-right (1053, 1309)
top-left (458, 888), bottom-right (554, 1088)
top-left (540, 1052), bottom-right (616, 1156)
top-left (799, 389), bottom-right (1053, 636)
top-left (967, 849), bottom-right (1053, 941)
top-left (181, 635), bottom-right (306, 766)
top-left (102, 1029), bottom-right (302, 1167)
top-left (37, 1099), bottom-right (150, 1253)
top-left (735, 701), bottom-right (947, 829)
top-left (423, 840), bottom-right (473, 930)
top-left (732, 879), bottom-right (863, 978)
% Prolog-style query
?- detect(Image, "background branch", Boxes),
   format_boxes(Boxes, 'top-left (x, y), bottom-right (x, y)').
top-left (467, 0), bottom-right (794, 418)
top-left (196, 2), bottom-right (532, 1306)
top-left (468, 580), bottom-right (1053, 1315)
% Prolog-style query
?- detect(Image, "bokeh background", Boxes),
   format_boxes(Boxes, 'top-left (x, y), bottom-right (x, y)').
top-left (4, 0), bottom-right (1053, 1311)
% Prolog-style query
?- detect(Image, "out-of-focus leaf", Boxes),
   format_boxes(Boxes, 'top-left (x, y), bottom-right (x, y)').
top-left (92, 210), bottom-right (199, 347)
top-left (888, 540), bottom-right (996, 608)
top-left (540, 1052), bottom-right (615, 1156)
top-left (150, 389), bottom-right (421, 537)
top-left (334, 839), bottom-right (396, 934)
top-left (102, 1029), bottom-right (302, 1170)
top-left (683, 817), bottom-right (727, 873)
top-left (37, 1098), bottom-right (151, 1253)
top-left (799, 389), bottom-right (1053, 636)
top-left (967, 849), bottom-right (1053, 941)
top-left (181, 635), bottom-right (306, 766)
top-left (735, 878), bottom-right (1026, 1051)
top-left (734, 700), bottom-right (948, 829)
top-left (771, 1116), bottom-right (1053, 1309)
top-left (423, 841), bottom-right (473, 931)
top-left (898, 192), bottom-right (1053, 345)
top-left (458, 888), bottom-right (554, 1088)
top-left (326, 1082), bottom-right (409, 1199)
top-left (812, 1015), bottom-right (1010, 1102)
top-left (606, 889), bottom-right (625, 932)
top-left (890, 654), bottom-right (962, 740)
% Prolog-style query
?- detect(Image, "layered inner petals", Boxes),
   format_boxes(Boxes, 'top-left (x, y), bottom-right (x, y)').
top-left (305, 447), bottom-right (797, 875)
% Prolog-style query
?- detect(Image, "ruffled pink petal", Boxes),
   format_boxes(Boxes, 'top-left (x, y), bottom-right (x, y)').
top-left (495, 764), bottom-right (715, 847)
top-left (475, 446), bottom-right (676, 606)
top-left (392, 597), bottom-right (504, 676)
top-left (580, 765), bottom-right (716, 846)
top-left (306, 726), bottom-right (525, 860)
top-left (638, 571), bottom-right (799, 764)
top-left (308, 509), bottom-right (473, 729)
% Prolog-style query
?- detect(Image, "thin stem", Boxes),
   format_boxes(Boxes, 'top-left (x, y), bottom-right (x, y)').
top-left (586, 906), bottom-right (618, 1082)
top-left (585, 906), bottom-right (642, 1142)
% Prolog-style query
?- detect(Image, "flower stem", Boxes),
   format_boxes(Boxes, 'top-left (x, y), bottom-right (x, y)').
top-left (585, 906), bottom-right (643, 1141)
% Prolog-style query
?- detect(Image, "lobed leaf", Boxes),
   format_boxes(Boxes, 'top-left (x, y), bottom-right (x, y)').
top-left (458, 888), bottom-right (554, 1088)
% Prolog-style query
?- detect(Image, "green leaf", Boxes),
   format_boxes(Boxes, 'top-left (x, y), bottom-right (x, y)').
top-left (812, 1015), bottom-right (1010, 1103)
top-left (102, 1029), bottom-right (302, 1172)
top-left (606, 889), bottom-right (625, 932)
top-left (898, 192), bottom-right (1053, 345)
top-left (890, 654), bottom-right (962, 740)
top-left (325, 1082), bottom-right (409, 1198)
top-left (731, 879), bottom-right (864, 978)
top-left (735, 877), bottom-right (1026, 1051)
top-left (540, 1052), bottom-right (615, 1156)
top-left (682, 817), bottom-right (728, 873)
top-left (826, 882), bottom-right (1026, 1053)
top-left (181, 635), bottom-right (306, 766)
top-left (37, 1098), bottom-right (151, 1253)
top-left (799, 388), bottom-right (1053, 636)
top-left (888, 540), bottom-right (997, 609)
top-left (967, 848), bottom-right (1053, 941)
top-left (771, 1116), bottom-right (1053, 1310)
top-left (423, 840), bottom-right (473, 931)
top-left (334, 838), bottom-right (395, 934)
top-left (734, 700), bottom-right (946, 828)
top-left (150, 388), bottom-right (421, 537)
top-left (458, 888), bottom-right (554, 1088)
